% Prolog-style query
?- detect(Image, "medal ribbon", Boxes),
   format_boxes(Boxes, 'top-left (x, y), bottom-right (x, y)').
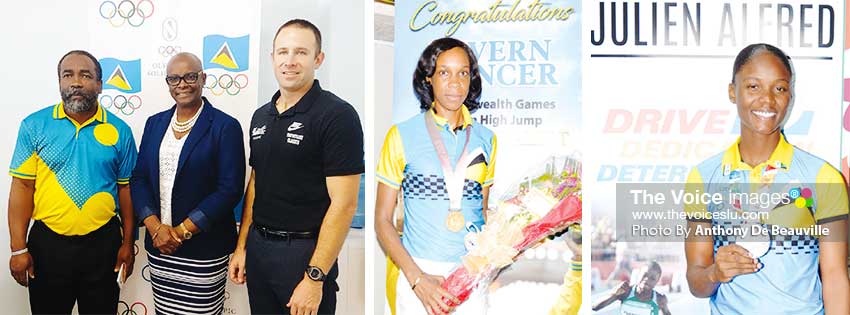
top-left (424, 111), bottom-right (472, 212)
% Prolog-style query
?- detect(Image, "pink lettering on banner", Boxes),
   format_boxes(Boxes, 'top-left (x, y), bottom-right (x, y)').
top-left (602, 109), bottom-right (731, 134)
top-left (845, 79), bottom-right (849, 102)
top-left (844, 103), bottom-right (850, 132)
top-left (604, 109), bottom-right (632, 133)
top-left (844, 79), bottom-right (850, 132)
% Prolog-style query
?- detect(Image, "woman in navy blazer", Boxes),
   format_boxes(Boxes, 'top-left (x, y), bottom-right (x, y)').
top-left (131, 53), bottom-right (245, 315)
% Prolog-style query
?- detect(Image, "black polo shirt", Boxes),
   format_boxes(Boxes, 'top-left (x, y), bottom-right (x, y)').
top-left (249, 80), bottom-right (364, 231)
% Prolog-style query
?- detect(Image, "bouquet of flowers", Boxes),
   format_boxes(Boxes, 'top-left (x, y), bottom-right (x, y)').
top-left (441, 155), bottom-right (583, 306)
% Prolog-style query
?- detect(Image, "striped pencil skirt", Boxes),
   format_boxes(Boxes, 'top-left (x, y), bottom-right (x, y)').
top-left (147, 253), bottom-right (229, 315)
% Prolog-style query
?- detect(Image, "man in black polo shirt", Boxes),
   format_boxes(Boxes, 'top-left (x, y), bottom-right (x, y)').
top-left (227, 19), bottom-right (364, 315)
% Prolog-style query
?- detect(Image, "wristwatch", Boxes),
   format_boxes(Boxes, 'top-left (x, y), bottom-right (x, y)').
top-left (179, 223), bottom-right (193, 240)
top-left (305, 265), bottom-right (327, 282)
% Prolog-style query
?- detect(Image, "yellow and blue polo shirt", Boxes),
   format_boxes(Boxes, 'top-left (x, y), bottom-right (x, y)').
top-left (685, 134), bottom-right (848, 315)
top-left (9, 102), bottom-right (137, 236)
top-left (377, 105), bottom-right (497, 262)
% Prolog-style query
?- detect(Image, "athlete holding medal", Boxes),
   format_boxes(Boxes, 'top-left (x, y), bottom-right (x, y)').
top-left (376, 37), bottom-right (497, 315)
top-left (684, 43), bottom-right (849, 314)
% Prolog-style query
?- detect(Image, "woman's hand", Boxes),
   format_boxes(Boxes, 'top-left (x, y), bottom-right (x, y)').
top-left (710, 244), bottom-right (760, 283)
top-left (411, 273), bottom-right (460, 315)
top-left (149, 224), bottom-right (182, 255)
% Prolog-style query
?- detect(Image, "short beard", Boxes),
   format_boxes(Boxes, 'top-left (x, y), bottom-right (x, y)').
top-left (61, 89), bottom-right (98, 113)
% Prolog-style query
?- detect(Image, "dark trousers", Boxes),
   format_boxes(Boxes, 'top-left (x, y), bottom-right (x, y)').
top-left (27, 217), bottom-right (122, 315)
top-left (245, 225), bottom-right (339, 315)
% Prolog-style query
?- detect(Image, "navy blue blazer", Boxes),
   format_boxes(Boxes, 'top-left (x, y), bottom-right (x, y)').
top-left (131, 98), bottom-right (246, 259)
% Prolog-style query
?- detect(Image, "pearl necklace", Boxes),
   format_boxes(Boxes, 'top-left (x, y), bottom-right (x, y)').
top-left (171, 104), bottom-right (203, 133)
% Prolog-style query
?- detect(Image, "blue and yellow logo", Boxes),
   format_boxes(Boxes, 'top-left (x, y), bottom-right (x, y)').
top-left (203, 34), bottom-right (249, 72)
top-left (99, 58), bottom-right (142, 93)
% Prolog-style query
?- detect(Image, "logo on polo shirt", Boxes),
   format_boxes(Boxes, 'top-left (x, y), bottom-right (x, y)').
top-left (251, 125), bottom-right (266, 140)
top-left (286, 122), bottom-right (304, 145)
top-left (288, 122), bottom-right (304, 132)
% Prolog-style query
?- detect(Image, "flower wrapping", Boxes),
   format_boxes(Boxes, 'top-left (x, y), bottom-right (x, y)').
top-left (441, 156), bottom-right (583, 307)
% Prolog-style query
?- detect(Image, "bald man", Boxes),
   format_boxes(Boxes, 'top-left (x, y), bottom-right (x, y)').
top-left (131, 52), bottom-right (246, 315)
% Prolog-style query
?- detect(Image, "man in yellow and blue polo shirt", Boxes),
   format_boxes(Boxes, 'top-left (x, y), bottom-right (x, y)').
top-left (7, 50), bottom-right (137, 314)
top-left (685, 134), bottom-right (849, 314)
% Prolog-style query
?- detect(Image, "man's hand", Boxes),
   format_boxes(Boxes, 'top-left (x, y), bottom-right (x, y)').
top-left (9, 252), bottom-right (34, 287)
top-left (228, 248), bottom-right (247, 284)
top-left (286, 275), bottom-right (323, 315)
top-left (114, 243), bottom-right (134, 283)
top-left (613, 280), bottom-right (630, 296)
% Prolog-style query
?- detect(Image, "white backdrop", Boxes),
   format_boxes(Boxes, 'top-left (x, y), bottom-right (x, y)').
top-left (0, 1), bottom-right (366, 314)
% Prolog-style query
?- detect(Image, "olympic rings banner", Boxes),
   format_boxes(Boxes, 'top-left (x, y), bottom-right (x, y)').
top-left (584, 1), bottom-right (845, 313)
top-left (89, 1), bottom-right (261, 314)
top-left (392, 0), bottom-right (583, 197)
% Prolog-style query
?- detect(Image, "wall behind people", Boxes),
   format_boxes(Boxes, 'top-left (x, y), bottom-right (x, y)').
top-left (0, 1), bottom-right (366, 314)
top-left (257, 0), bottom-right (366, 126)
top-left (373, 0), bottom-right (395, 308)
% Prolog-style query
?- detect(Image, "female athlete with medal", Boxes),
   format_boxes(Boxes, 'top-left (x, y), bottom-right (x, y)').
top-left (376, 37), bottom-right (497, 315)
top-left (684, 43), bottom-right (849, 314)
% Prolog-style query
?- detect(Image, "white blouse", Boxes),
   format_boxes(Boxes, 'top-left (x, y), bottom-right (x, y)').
top-left (159, 120), bottom-right (190, 225)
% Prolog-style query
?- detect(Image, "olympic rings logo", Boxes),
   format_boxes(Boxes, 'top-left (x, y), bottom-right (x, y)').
top-left (204, 73), bottom-right (249, 96)
top-left (158, 45), bottom-right (182, 58)
top-left (118, 301), bottom-right (148, 315)
top-left (100, 94), bottom-right (142, 116)
top-left (99, 0), bottom-right (155, 28)
top-left (141, 264), bottom-right (152, 282)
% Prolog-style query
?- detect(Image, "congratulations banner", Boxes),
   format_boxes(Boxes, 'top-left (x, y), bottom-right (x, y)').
top-left (393, 0), bottom-right (583, 194)
top-left (89, 1), bottom-right (261, 314)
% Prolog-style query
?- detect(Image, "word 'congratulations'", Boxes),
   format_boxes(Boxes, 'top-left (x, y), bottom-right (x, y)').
top-left (410, 0), bottom-right (575, 36)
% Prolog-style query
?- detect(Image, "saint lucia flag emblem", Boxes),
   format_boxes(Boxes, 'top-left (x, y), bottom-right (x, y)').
top-left (203, 34), bottom-right (250, 72)
top-left (99, 58), bottom-right (142, 93)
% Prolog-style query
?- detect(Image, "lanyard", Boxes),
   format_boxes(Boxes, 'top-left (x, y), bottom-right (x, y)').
top-left (424, 111), bottom-right (472, 211)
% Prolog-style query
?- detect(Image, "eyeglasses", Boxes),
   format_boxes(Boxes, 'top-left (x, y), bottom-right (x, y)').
top-left (165, 71), bottom-right (203, 86)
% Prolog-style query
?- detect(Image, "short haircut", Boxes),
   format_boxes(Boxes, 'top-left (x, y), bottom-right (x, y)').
top-left (647, 261), bottom-right (662, 274)
top-left (57, 50), bottom-right (102, 82)
top-left (732, 43), bottom-right (793, 83)
top-left (412, 37), bottom-right (483, 112)
top-left (273, 19), bottom-right (322, 54)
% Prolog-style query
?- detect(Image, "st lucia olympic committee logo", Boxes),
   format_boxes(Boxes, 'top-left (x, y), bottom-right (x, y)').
top-left (202, 34), bottom-right (250, 96)
top-left (99, 0), bottom-right (154, 28)
top-left (118, 300), bottom-right (148, 315)
top-left (99, 57), bottom-right (143, 116)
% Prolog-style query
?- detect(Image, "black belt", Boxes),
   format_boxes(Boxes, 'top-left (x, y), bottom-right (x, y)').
top-left (253, 224), bottom-right (318, 240)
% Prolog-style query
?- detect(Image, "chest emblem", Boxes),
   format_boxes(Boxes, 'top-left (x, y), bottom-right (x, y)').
top-left (251, 125), bottom-right (266, 140)
top-left (286, 122), bottom-right (304, 145)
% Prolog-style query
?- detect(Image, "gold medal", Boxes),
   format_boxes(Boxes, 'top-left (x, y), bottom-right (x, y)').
top-left (446, 210), bottom-right (465, 232)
